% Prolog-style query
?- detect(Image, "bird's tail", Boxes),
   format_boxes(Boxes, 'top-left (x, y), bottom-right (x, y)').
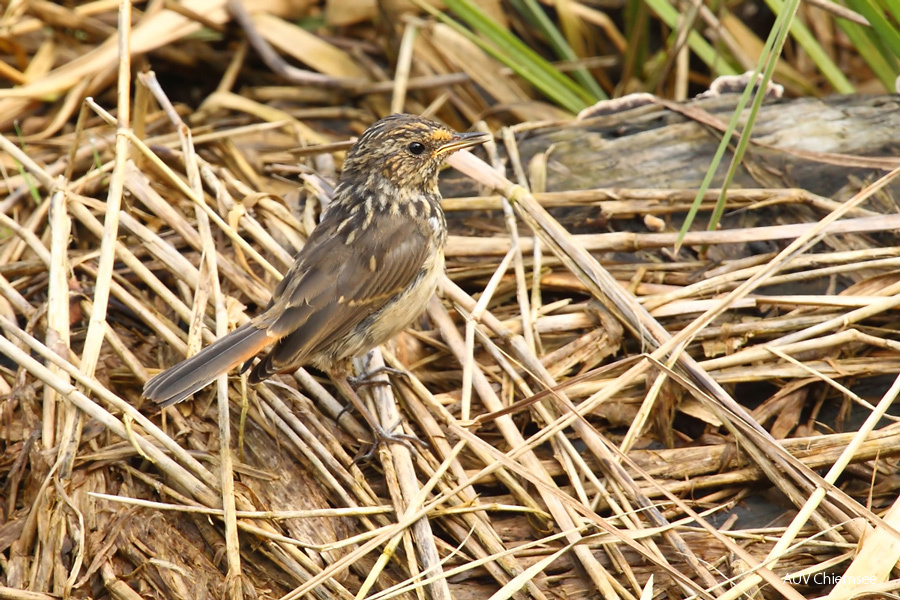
top-left (143, 323), bottom-right (273, 407)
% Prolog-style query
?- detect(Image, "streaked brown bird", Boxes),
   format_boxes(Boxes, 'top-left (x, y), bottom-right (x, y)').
top-left (143, 114), bottom-right (489, 427)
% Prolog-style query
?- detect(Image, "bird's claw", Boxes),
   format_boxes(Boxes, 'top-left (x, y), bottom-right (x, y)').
top-left (354, 420), bottom-right (427, 463)
top-left (348, 366), bottom-right (410, 389)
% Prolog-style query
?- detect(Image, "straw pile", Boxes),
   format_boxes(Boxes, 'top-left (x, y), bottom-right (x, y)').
top-left (2, 2), bottom-right (900, 600)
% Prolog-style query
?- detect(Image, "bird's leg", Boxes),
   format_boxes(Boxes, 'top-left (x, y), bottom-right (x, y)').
top-left (331, 375), bottom-right (425, 460)
top-left (347, 366), bottom-right (410, 389)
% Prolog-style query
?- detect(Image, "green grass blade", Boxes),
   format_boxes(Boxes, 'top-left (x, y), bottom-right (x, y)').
top-left (709, 4), bottom-right (799, 232)
top-left (843, 0), bottom-right (900, 88)
top-left (678, 0), bottom-right (799, 247)
top-left (763, 0), bottom-right (855, 93)
top-left (641, 0), bottom-right (740, 77)
top-left (508, 0), bottom-right (607, 99)
top-left (852, 0), bottom-right (900, 59)
top-left (886, 0), bottom-right (900, 23)
top-left (427, 0), bottom-right (595, 112)
top-left (836, 16), bottom-right (900, 90)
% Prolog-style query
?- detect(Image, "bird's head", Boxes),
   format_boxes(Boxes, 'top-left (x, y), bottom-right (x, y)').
top-left (340, 114), bottom-right (489, 193)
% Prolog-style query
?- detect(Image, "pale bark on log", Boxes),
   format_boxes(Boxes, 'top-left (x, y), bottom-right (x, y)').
top-left (512, 94), bottom-right (900, 196)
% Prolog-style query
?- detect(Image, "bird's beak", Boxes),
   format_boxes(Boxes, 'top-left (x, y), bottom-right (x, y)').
top-left (434, 131), bottom-right (491, 157)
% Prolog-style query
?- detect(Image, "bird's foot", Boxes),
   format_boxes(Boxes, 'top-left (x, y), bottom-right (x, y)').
top-left (347, 366), bottom-right (410, 389)
top-left (354, 419), bottom-right (427, 463)
top-left (332, 374), bottom-right (425, 462)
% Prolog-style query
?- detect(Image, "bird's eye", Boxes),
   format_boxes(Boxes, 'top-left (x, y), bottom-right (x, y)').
top-left (407, 142), bottom-right (426, 155)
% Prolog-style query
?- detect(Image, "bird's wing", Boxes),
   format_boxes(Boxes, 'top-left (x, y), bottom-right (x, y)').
top-left (252, 209), bottom-right (431, 379)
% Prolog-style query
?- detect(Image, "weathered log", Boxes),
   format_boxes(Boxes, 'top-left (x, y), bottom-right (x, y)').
top-left (516, 94), bottom-right (900, 194)
top-left (442, 93), bottom-right (900, 266)
top-left (443, 94), bottom-right (900, 217)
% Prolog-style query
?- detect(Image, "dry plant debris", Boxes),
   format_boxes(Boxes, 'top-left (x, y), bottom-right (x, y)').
top-left (1, 1), bottom-right (900, 600)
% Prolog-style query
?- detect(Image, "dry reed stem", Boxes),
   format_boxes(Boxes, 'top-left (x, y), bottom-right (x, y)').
top-left (358, 351), bottom-right (453, 600)
top-left (426, 297), bottom-right (628, 598)
top-left (445, 212), bottom-right (900, 256)
top-left (445, 150), bottom-right (900, 597)
top-left (3, 4), bottom-right (900, 597)
top-left (382, 350), bottom-right (553, 598)
top-left (437, 284), bottom-right (732, 597)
